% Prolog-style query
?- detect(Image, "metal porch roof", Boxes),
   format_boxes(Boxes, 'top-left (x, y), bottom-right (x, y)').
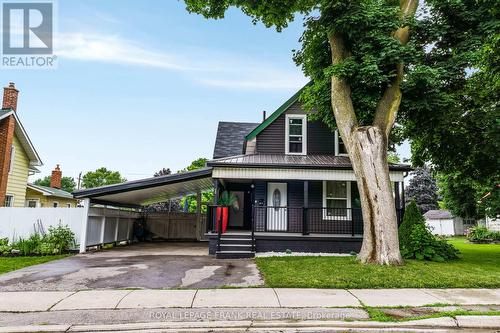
top-left (73, 168), bottom-right (213, 207)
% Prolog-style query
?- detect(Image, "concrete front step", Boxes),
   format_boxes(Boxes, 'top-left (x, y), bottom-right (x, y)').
top-left (216, 250), bottom-right (255, 259)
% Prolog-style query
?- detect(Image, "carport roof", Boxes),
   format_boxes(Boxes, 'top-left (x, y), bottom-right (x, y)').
top-left (73, 167), bottom-right (213, 207)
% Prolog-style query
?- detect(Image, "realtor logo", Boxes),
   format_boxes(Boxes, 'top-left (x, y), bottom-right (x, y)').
top-left (1, 1), bottom-right (56, 68)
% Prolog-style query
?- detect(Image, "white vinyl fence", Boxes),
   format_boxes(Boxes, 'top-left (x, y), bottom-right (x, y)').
top-left (0, 206), bottom-right (140, 252)
top-left (0, 207), bottom-right (86, 245)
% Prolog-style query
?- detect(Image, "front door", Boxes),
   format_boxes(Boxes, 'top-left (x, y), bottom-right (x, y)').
top-left (267, 182), bottom-right (287, 231)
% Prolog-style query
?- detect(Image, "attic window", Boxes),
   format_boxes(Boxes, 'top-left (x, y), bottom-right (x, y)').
top-left (285, 114), bottom-right (307, 155)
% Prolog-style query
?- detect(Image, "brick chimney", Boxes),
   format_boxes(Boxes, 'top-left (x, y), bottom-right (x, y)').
top-left (2, 82), bottom-right (19, 111)
top-left (0, 82), bottom-right (17, 205)
top-left (50, 165), bottom-right (62, 189)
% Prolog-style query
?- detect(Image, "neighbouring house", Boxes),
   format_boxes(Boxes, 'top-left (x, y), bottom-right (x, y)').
top-left (424, 210), bottom-right (465, 236)
top-left (74, 85), bottom-right (412, 257)
top-left (25, 165), bottom-right (78, 208)
top-left (0, 83), bottom-right (43, 207)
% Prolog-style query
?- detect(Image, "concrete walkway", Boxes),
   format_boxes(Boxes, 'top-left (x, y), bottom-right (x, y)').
top-left (0, 288), bottom-right (498, 312)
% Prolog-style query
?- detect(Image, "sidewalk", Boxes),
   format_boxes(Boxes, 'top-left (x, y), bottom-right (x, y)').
top-left (0, 288), bottom-right (499, 312)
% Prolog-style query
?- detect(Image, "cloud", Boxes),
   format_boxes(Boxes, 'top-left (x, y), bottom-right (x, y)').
top-left (55, 32), bottom-right (306, 92)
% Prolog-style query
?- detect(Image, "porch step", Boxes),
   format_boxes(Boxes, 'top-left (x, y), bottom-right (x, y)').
top-left (216, 250), bottom-right (255, 259)
top-left (219, 238), bottom-right (252, 245)
top-left (219, 233), bottom-right (252, 239)
top-left (219, 244), bottom-right (253, 252)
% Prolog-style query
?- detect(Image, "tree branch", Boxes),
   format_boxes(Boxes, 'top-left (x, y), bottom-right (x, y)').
top-left (373, 0), bottom-right (419, 137)
top-left (328, 32), bottom-right (358, 146)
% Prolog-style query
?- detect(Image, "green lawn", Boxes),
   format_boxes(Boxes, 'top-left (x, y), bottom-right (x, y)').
top-left (255, 238), bottom-right (500, 288)
top-left (0, 255), bottom-right (70, 275)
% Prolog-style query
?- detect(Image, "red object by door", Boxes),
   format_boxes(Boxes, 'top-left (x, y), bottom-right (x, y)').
top-left (216, 206), bottom-right (228, 233)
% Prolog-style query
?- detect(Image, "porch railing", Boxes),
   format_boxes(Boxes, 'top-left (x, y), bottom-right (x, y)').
top-left (207, 205), bottom-right (404, 236)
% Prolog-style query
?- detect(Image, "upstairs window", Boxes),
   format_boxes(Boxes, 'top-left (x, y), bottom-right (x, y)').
top-left (285, 114), bottom-right (307, 155)
top-left (335, 130), bottom-right (348, 156)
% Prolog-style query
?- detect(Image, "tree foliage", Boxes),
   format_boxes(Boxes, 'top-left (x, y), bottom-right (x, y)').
top-left (34, 176), bottom-right (76, 193)
top-left (405, 167), bottom-right (439, 213)
top-left (400, 0), bottom-right (499, 219)
top-left (81, 167), bottom-right (126, 189)
top-left (179, 158), bottom-right (213, 213)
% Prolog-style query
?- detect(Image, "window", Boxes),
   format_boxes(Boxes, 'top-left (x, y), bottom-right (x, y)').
top-left (285, 114), bottom-right (307, 155)
top-left (27, 200), bottom-right (38, 208)
top-left (335, 130), bottom-right (348, 156)
top-left (323, 181), bottom-right (351, 219)
top-left (8, 146), bottom-right (15, 174)
top-left (53, 202), bottom-right (59, 208)
top-left (5, 195), bottom-right (14, 207)
top-left (66, 203), bottom-right (71, 208)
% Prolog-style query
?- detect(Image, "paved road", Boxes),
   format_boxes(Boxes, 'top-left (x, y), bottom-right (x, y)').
top-left (0, 242), bottom-right (263, 291)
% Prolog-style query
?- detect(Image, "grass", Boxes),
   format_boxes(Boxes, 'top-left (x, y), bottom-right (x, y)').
top-left (365, 306), bottom-right (500, 322)
top-left (255, 238), bottom-right (500, 288)
top-left (0, 255), bottom-right (70, 275)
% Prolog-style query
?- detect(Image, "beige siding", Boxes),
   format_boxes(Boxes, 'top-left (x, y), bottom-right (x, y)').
top-left (25, 187), bottom-right (78, 208)
top-left (5, 135), bottom-right (29, 207)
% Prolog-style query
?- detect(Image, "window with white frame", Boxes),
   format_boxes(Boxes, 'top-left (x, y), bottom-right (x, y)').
top-left (66, 203), bottom-right (71, 208)
top-left (323, 181), bottom-right (351, 219)
top-left (285, 114), bottom-right (307, 154)
top-left (5, 195), bottom-right (14, 207)
top-left (8, 145), bottom-right (15, 174)
top-left (335, 130), bottom-right (348, 156)
top-left (53, 202), bottom-right (59, 208)
top-left (26, 200), bottom-right (38, 208)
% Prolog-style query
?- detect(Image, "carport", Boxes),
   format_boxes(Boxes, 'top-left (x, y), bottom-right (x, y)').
top-left (73, 168), bottom-right (214, 253)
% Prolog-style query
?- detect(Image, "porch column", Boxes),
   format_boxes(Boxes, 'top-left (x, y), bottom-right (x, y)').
top-left (303, 181), bottom-right (309, 235)
top-left (79, 198), bottom-right (90, 253)
top-left (394, 182), bottom-right (401, 226)
top-left (196, 190), bottom-right (202, 240)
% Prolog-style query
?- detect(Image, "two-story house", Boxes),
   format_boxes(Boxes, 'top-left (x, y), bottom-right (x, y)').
top-left (0, 83), bottom-right (43, 207)
top-left (74, 85), bottom-right (411, 257)
top-left (204, 86), bottom-right (411, 257)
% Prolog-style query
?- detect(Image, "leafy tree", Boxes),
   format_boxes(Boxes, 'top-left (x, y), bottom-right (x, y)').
top-left (154, 168), bottom-right (171, 177)
top-left (400, 2), bottom-right (499, 220)
top-left (179, 158), bottom-right (213, 213)
top-left (181, 0), bottom-right (495, 265)
top-left (81, 167), bottom-right (126, 189)
top-left (182, 0), bottom-right (421, 265)
top-left (405, 167), bottom-right (439, 214)
top-left (146, 168), bottom-right (182, 212)
top-left (178, 158), bottom-right (208, 173)
top-left (34, 176), bottom-right (76, 193)
top-left (388, 151), bottom-right (400, 164)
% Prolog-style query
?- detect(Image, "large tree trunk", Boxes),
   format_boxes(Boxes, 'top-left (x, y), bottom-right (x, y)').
top-left (349, 126), bottom-right (403, 265)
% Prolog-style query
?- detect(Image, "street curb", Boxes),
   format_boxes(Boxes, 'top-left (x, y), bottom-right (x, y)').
top-left (0, 316), bottom-right (499, 332)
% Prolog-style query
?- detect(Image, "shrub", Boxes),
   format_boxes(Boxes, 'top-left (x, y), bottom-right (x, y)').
top-left (45, 224), bottom-right (75, 254)
top-left (12, 233), bottom-right (43, 256)
top-left (399, 201), bottom-right (425, 247)
top-left (399, 201), bottom-right (459, 262)
top-left (467, 226), bottom-right (500, 242)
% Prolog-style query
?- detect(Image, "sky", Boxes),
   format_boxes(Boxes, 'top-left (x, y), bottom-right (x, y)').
top-left (4, 0), bottom-right (410, 183)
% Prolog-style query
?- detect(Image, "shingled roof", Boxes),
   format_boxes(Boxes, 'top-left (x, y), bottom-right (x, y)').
top-left (213, 121), bottom-right (258, 159)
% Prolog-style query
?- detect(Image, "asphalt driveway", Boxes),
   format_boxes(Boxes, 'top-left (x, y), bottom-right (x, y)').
top-left (0, 242), bottom-right (263, 291)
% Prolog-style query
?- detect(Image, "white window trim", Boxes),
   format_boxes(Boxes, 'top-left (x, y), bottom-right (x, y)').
top-left (334, 130), bottom-right (348, 156)
top-left (285, 114), bottom-right (307, 155)
top-left (322, 180), bottom-right (351, 220)
top-left (53, 201), bottom-right (59, 208)
top-left (66, 203), bottom-right (72, 208)
top-left (5, 194), bottom-right (14, 207)
top-left (26, 199), bottom-right (39, 208)
top-left (8, 145), bottom-right (15, 174)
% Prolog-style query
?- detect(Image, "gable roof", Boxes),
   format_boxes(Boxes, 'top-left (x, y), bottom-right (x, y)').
top-left (213, 121), bottom-right (259, 159)
top-left (245, 83), bottom-right (310, 141)
top-left (27, 183), bottom-right (74, 199)
top-left (424, 210), bottom-right (454, 219)
top-left (0, 108), bottom-right (42, 167)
